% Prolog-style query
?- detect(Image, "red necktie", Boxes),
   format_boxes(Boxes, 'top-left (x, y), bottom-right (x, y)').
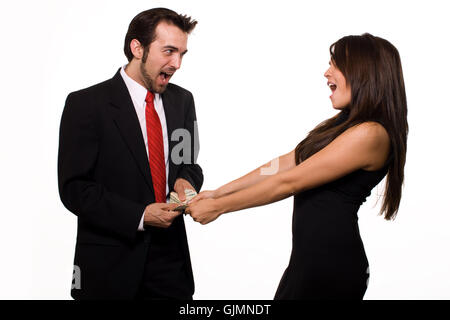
top-left (145, 91), bottom-right (166, 203)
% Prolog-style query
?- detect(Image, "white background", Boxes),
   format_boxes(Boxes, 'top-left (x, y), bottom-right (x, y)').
top-left (1, 0), bottom-right (449, 299)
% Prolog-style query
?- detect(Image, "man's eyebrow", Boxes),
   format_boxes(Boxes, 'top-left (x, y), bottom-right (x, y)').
top-left (162, 45), bottom-right (188, 55)
top-left (163, 45), bottom-right (179, 51)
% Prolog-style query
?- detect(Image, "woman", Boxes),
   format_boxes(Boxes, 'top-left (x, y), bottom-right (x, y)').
top-left (186, 33), bottom-right (408, 300)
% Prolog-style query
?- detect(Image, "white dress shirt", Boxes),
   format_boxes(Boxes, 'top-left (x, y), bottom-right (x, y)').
top-left (120, 66), bottom-right (169, 231)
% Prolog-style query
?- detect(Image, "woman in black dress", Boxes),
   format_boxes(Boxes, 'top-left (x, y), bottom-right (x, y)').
top-left (186, 33), bottom-right (408, 300)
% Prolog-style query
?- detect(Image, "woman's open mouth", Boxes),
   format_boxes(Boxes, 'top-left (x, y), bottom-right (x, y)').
top-left (328, 81), bottom-right (337, 97)
top-left (328, 81), bottom-right (337, 91)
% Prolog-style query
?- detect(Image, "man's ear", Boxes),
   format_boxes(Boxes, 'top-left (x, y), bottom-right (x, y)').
top-left (130, 39), bottom-right (144, 60)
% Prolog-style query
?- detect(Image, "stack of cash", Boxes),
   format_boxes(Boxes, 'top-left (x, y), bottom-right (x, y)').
top-left (169, 189), bottom-right (197, 212)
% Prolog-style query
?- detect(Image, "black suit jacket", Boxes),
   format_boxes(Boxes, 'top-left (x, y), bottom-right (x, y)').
top-left (58, 69), bottom-right (203, 299)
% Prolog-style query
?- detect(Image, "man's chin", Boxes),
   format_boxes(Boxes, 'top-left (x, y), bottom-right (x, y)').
top-left (154, 84), bottom-right (168, 94)
top-left (144, 83), bottom-right (167, 94)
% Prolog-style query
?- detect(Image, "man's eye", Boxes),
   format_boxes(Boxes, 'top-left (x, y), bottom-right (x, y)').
top-left (165, 49), bottom-right (173, 54)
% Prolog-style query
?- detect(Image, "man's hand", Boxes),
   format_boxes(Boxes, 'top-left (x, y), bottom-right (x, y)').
top-left (143, 203), bottom-right (182, 228)
top-left (174, 178), bottom-right (195, 203)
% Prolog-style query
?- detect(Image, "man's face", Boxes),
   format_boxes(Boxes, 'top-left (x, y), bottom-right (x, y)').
top-left (140, 21), bottom-right (188, 93)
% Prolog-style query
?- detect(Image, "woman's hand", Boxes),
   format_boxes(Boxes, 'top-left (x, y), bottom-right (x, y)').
top-left (185, 198), bottom-right (223, 225)
top-left (189, 190), bottom-right (218, 204)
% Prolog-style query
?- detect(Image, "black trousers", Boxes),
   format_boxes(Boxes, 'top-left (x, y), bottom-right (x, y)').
top-left (135, 227), bottom-right (193, 300)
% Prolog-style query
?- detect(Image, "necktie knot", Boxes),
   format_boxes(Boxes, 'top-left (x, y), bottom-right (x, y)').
top-left (145, 91), bottom-right (154, 105)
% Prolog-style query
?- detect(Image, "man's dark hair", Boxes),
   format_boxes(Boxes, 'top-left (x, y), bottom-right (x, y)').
top-left (124, 8), bottom-right (197, 62)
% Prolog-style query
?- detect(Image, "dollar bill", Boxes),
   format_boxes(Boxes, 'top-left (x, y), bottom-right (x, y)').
top-left (169, 189), bottom-right (197, 212)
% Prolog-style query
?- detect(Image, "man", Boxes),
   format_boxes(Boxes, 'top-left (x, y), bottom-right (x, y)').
top-left (58, 8), bottom-right (203, 299)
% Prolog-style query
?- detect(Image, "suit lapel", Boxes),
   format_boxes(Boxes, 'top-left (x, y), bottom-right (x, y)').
top-left (161, 87), bottom-right (183, 190)
top-left (162, 89), bottom-right (175, 190)
top-left (108, 70), bottom-right (155, 194)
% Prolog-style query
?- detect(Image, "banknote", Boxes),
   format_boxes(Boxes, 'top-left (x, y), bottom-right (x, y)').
top-left (169, 189), bottom-right (197, 212)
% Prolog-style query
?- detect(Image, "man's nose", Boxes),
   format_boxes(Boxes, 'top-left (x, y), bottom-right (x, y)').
top-left (171, 54), bottom-right (182, 70)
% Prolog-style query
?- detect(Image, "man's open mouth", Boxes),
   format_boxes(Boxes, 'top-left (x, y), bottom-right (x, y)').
top-left (158, 71), bottom-right (173, 85)
top-left (160, 72), bottom-right (173, 80)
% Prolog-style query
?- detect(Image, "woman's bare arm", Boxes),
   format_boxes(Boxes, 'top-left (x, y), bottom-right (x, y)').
top-left (187, 122), bottom-right (390, 224)
top-left (190, 149), bottom-right (296, 202)
top-left (215, 150), bottom-right (297, 197)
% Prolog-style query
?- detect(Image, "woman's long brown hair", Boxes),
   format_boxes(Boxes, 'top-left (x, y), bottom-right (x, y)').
top-left (295, 33), bottom-right (408, 220)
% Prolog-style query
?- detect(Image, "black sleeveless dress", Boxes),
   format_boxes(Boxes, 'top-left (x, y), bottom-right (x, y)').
top-left (274, 114), bottom-right (389, 300)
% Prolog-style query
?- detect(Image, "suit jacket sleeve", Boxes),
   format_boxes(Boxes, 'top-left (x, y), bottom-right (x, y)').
top-left (57, 92), bottom-right (145, 243)
top-left (176, 91), bottom-right (203, 193)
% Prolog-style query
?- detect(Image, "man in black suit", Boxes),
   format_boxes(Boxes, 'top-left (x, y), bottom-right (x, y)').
top-left (58, 8), bottom-right (203, 299)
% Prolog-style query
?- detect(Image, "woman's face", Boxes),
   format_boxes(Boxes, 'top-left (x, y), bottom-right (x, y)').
top-left (324, 60), bottom-right (351, 109)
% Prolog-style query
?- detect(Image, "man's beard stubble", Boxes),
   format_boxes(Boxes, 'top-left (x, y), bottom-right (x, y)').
top-left (140, 61), bottom-right (156, 93)
top-left (140, 61), bottom-right (168, 94)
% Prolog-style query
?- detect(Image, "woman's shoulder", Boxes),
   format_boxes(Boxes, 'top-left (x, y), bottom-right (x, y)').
top-left (345, 121), bottom-right (390, 145)
top-left (343, 121), bottom-right (390, 171)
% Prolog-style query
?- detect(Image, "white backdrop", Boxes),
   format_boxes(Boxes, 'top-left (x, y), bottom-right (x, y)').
top-left (1, 0), bottom-right (449, 299)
